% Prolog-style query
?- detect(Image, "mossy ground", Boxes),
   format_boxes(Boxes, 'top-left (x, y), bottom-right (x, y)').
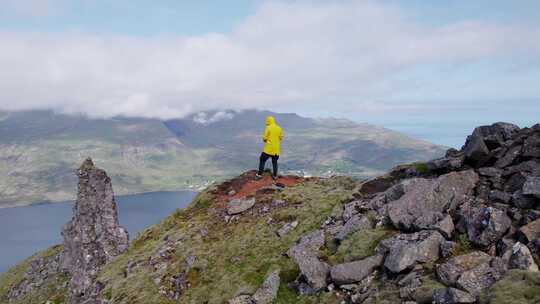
top-left (98, 176), bottom-right (358, 304)
top-left (485, 270), bottom-right (540, 304)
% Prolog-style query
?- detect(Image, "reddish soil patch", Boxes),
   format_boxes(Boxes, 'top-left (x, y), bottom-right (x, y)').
top-left (214, 170), bottom-right (304, 204)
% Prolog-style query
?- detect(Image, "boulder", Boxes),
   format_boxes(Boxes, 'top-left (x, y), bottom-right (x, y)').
top-left (455, 257), bottom-right (507, 296)
top-left (503, 159), bottom-right (540, 176)
top-left (426, 155), bottom-right (464, 174)
top-left (488, 190), bottom-right (512, 204)
top-left (512, 190), bottom-right (538, 209)
top-left (436, 251), bottom-right (492, 286)
top-left (509, 242), bottom-right (539, 272)
top-left (252, 270), bottom-right (280, 304)
top-left (287, 230), bottom-right (329, 293)
top-left (432, 288), bottom-right (475, 304)
top-left (276, 221), bottom-right (298, 238)
top-left (518, 218), bottom-right (540, 243)
top-left (523, 176), bottom-right (540, 199)
top-left (459, 206), bottom-right (511, 247)
top-left (412, 213), bottom-right (455, 239)
top-left (462, 130), bottom-right (490, 166)
top-left (504, 172), bottom-right (527, 193)
top-left (387, 171), bottom-right (479, 231)
top-left (494, 145), bottom-right (522, 168)
top-left (523, 133), bottom-right (540, 158)
top-left (477, 123), bottom-right (520, 148)
top-left (399, 272), bottom-right (422, 301)
top-left (330, 255), bottom-right (384, 285)
top-left (335, 214), bottom-right (373, 241)
top-left (342, 200), bottom-right (362, 222)
top-left (478, 167), bottom-right (503, 178)
top-left (432, 215), bottom-right (455, 239)
top-left (377, 230), bottom-right (445, 273)
top-left (228, 197), bottom-right (257, 215)
top-left (62, 158), bottom-right (129, 304)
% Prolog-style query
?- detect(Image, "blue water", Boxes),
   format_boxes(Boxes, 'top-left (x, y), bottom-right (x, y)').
top-left (0, 191), bottom-right (197, 274)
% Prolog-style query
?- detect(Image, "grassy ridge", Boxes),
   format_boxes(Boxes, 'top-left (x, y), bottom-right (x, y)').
top-left (98, 177), bottom-right (359, 304)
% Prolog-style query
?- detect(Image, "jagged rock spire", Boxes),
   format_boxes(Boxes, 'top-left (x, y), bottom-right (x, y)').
top-left (62, 157), bottom-right (129, 304)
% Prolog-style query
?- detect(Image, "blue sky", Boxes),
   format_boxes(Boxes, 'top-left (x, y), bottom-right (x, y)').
top-left (2, 1), bottom-right (539, 34)
top-left (0, 1), bottom-right (539, 146)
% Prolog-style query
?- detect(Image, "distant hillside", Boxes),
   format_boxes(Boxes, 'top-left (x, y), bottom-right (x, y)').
top-left (0, 110), bottom-right (445, 207)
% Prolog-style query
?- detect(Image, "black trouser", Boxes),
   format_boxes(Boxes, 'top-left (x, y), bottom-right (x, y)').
top-left (258, 152), bottom-right (279, 177)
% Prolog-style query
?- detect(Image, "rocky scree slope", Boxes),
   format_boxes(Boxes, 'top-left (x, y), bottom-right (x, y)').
top-left (1, 122), bottom-right (540, 304)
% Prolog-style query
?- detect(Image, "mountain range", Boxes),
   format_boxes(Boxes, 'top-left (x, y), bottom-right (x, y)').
top-left (0, 110), bottom-right (445, 207)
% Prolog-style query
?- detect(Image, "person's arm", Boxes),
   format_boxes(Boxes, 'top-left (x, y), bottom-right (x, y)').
top-left (263, 127), bottom-right (270, 143)
top-left (279, 129), bottom-right (283, 141)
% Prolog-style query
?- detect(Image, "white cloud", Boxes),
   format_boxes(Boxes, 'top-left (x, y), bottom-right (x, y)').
top-left (0, 1), bottom-right (539, 119)
top-left (193, 111), bottom-right (234, 125)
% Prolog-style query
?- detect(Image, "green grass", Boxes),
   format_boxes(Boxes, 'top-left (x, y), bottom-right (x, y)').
top-left (413, 162), bottom-right (429, 174)
top-left (453, 233), bottom-right (472, 256)
top-left (95, 176), bottom-right (357, 304)
top-left (485, 270), bottom-right (540, 304)
top-left (327, 228), bottom-right (396, 264)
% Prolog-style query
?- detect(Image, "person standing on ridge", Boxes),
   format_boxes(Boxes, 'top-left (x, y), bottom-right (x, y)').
top-left (256, 116), bottom-right (283, 180)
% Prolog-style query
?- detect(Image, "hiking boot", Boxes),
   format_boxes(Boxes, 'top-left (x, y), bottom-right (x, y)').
top-left (255, 174), bottom-right (263, 180)
top-left (271, 175), bottom-right (277, 181)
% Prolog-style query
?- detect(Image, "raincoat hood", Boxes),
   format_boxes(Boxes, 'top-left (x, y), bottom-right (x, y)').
top-left (266, 116), bottom-right (276, 126)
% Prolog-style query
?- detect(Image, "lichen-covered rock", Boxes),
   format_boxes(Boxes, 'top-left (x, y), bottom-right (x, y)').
top-left (330, 255), bottom-right (384, 285)
top-left (227, 197), bottom-right (256, 215)
top-left (334, 214), bottom-right (373, 241)
top-left (432, 287), bottom-right (475, 304)
top-left (459, 205), bottom-right (511, 247)
top-left (377, 230), bottom-right (445, 273)
top-left (252, 270), bottom-right (280, 304)
top-left (436, 251), bottom-right (492, 286)
top-left (287, 230), bottom-right (329, 293)
top-left (62, 158), bottom-right (129, 304)
top-left (523, 176), bottom-right (540, 199)
top-left (456, 257), bottom-right (507, 296)
top-left (432, 214), bottom-right (455, 239)
top-left (387, 170), bottom-right (478, 231)
top-left (518, 218), bottom-right (540, 243)
top-left (276, 221), bottom-right (298, 237)
top-left (509, 242), bottom-right (539, 272)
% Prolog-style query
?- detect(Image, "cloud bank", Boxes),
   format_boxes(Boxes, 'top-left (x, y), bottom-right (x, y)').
top-left (0, 1), bottom-right (539, 119)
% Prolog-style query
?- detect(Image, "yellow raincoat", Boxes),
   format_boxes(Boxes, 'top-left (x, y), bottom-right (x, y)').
top-left (262, 116), bottom-right (283, 156)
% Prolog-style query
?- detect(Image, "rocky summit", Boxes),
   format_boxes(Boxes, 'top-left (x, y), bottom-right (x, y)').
top-left (62, 158), bottom-right (129, 304)
top-left (1, 122), bottom-right (540, 304)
